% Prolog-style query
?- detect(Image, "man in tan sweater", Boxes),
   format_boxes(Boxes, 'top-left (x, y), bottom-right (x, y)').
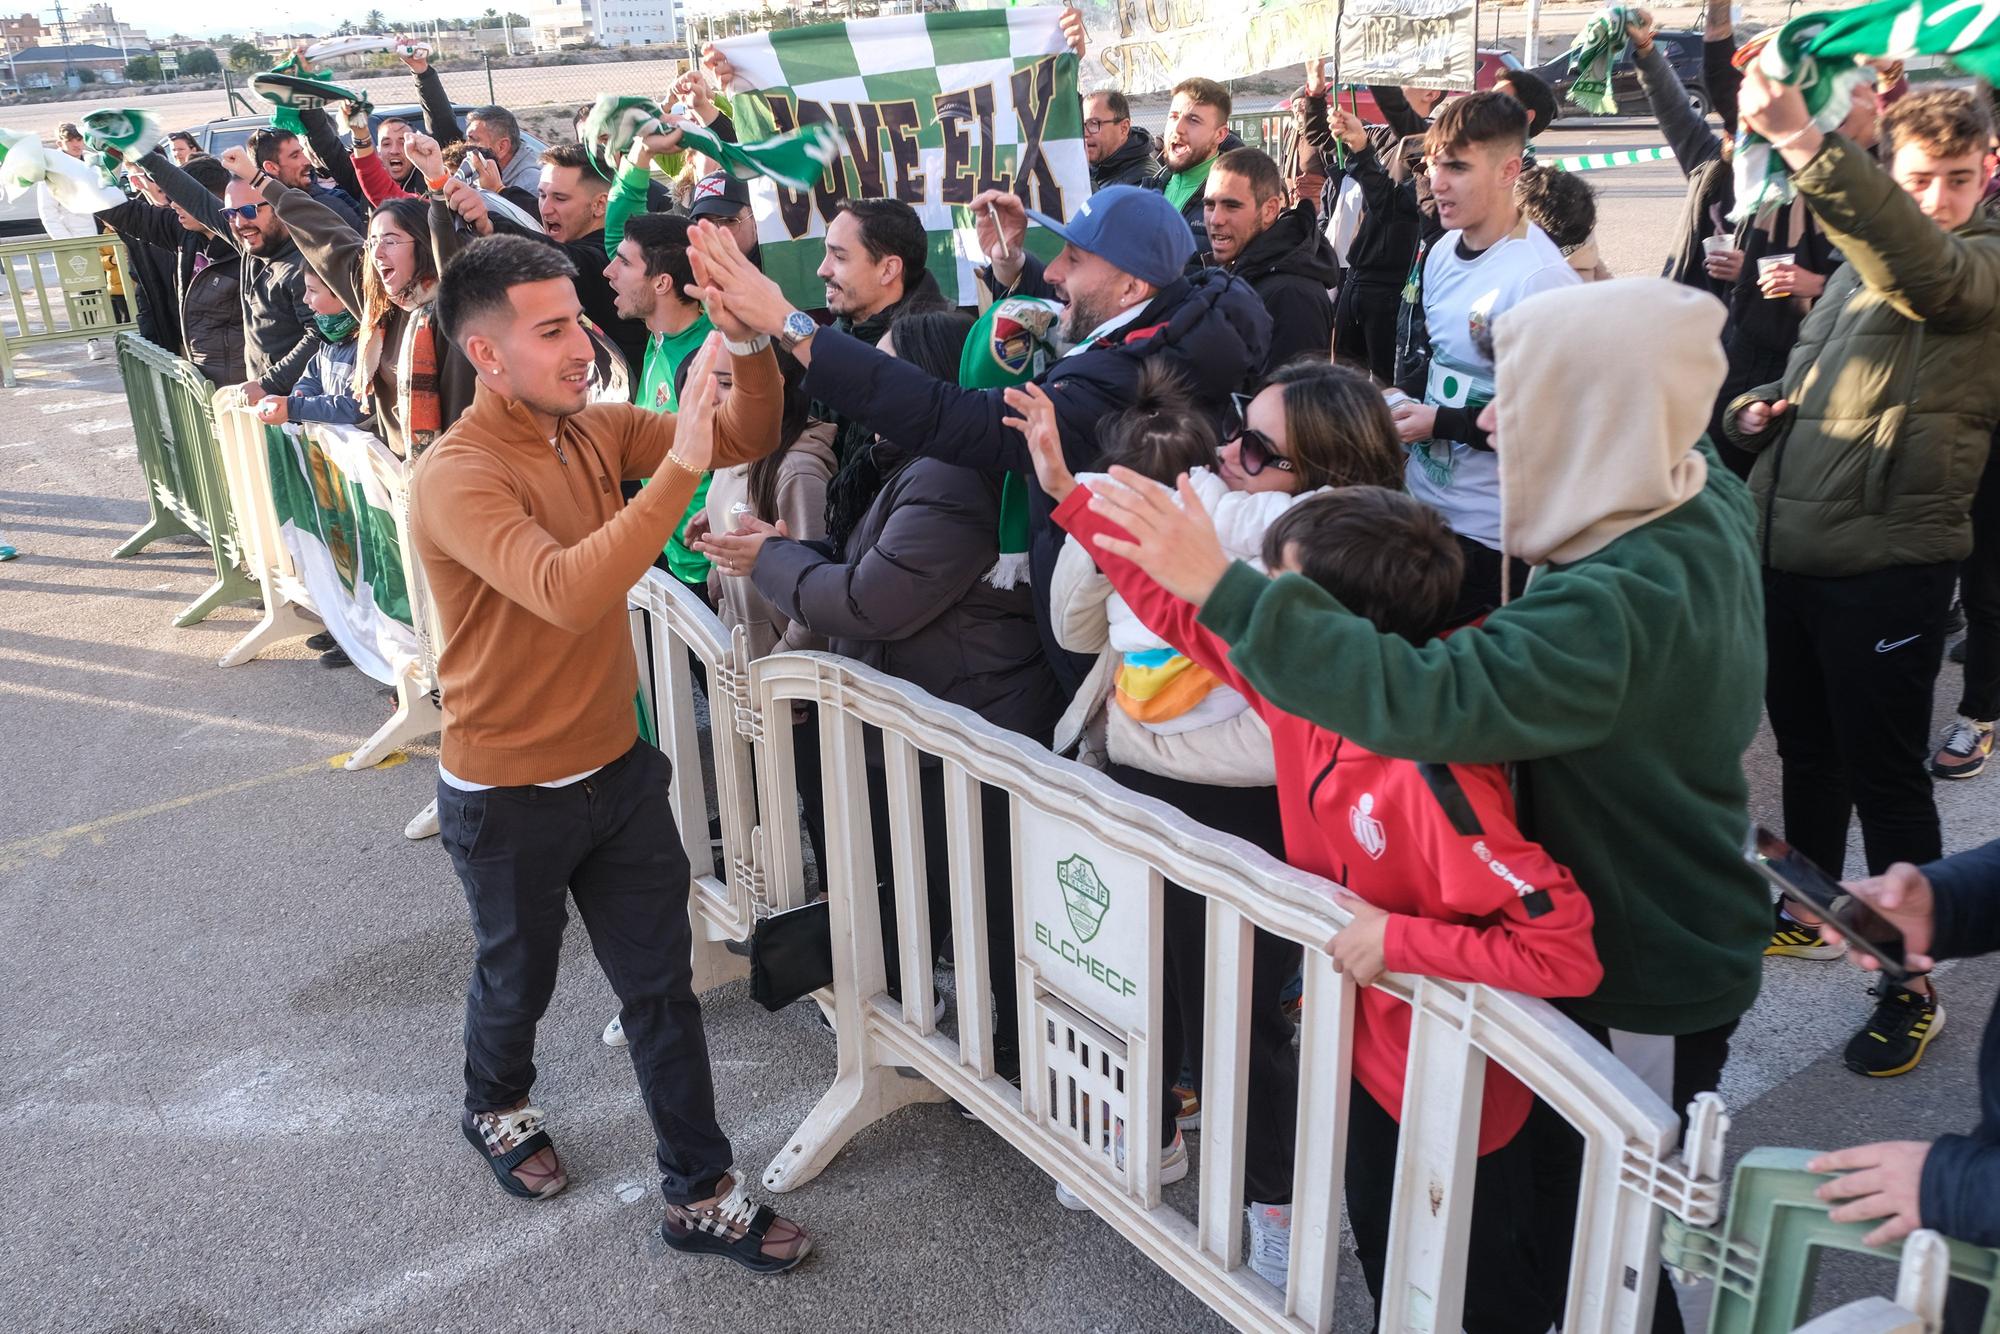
top-left (409, 234), bottom-right (809, 1273)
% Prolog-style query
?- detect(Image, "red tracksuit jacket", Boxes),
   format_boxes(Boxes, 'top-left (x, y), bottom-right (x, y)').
top-left (1057, 487), bottom-right (1603, 1152)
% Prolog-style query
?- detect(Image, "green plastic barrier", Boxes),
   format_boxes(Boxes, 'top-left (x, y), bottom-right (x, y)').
top-left (0, 233), bottom-right (138, 386)
top-left (113, 332), bottom-right (259, 627)
top-left (1663, 1147), bottom-right (2000, 1332)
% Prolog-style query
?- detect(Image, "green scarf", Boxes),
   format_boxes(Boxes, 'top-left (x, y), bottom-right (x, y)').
top-left (581, 93), bottom-right (842, 192)
top-left (1734, 0), bottom-right (2000, 221)
top-left (958, 296), bottom-right (1065, 589)
top-left (314, 310), bottom-right (359, 342)
top-left (1163, 154), bottom-right (1217, 213)
top-left (81, 108), bottom-right (162, 161)
top-left (1563, 6), bottom-right (1640, 116)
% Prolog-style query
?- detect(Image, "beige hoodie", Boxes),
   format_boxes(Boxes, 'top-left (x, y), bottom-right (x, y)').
top-left (1494, 277), bottom-right (1726, 569)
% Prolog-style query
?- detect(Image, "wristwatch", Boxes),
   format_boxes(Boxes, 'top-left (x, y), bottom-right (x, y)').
top-left (776, 309), bottom-right (818, 353)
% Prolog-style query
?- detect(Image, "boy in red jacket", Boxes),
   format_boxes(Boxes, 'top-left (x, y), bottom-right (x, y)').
top-left (1011, 382), bottom-right (1601, 1331)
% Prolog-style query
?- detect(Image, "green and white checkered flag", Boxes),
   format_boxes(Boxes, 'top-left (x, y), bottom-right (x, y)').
top-left (582, 92), bottom-right (843, 191)
top-left (1563, 5), bottom-right (1642, 115)
top-left (82, 108), bottom-right (162, 160)
top-left (716, 8), bottom-right (1089, 309)
top-left (1735, 0), bottom-right (2000, 220)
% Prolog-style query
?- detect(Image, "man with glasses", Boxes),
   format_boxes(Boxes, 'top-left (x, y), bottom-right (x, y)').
top-left (1085, 88), bottom-right (1154, 190)
top-left (135, 146), bottom-right (318, 404)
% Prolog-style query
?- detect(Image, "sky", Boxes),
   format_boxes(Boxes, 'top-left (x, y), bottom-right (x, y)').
top-left (42, 3), bottom-right (507, 43)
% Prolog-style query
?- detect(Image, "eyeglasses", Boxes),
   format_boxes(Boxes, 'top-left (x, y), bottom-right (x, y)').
top-left (1227, 393), bottom-right (1295, 475)
top-left (222, 202), bottom-right (269, 221)
top-left (1083, 117), bottom-right (1128, 134)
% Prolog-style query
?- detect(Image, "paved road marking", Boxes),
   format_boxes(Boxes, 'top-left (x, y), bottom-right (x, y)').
top-left (0, 680), bottom-right (362, 747)
top-left (0, 758), bottom-right (331, 870)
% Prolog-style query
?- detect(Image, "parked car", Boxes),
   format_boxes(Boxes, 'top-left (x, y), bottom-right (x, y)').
top-left (1305, 48), bottom-right (1526, 126)
top-left (1529, 28), bottom-right (1712, 121)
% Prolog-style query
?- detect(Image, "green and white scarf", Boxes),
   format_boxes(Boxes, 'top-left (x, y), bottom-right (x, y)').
top-left (1564, 5), bottom-right (1641, 116)
top-left (580, 93), bottom-right (842, 193)
top-left (82, 108), bottom-right (162, 162)
top-left (959, 296), bottom-right (1065, 590)
top-left (1735, 0), bottom-right (2000, 220)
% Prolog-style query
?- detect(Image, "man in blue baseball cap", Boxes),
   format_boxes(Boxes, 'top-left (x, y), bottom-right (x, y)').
top-left (683, 183), bottom-right (1272, 698)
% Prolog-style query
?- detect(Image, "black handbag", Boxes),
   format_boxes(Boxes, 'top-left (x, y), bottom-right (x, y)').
top-left (748, 899), bottom-right (833, 1011)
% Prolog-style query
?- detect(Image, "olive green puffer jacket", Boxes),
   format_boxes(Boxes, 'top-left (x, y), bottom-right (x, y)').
top-left (1724, 134), bottom-right (2000, 577)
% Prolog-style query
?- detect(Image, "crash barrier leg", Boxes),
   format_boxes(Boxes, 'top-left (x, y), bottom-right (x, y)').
top-left (112, 333), bottom-right (259, 626)
top-left (745, 651), bottom-right (1722, 1333)
top-left (0, 234), bottom-right (139, 386)
top-left (627, 570), bottom-right (776, 996)
top-left (1664, 1148), bottom-right (2000, 1333)
top-left (208, 400), bottom-right (442, 769)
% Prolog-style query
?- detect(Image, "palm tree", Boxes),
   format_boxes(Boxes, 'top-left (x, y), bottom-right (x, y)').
top-left (335, 19), bottom-right (357, 35)
top-left (363, 9), bottom-right (387, 32)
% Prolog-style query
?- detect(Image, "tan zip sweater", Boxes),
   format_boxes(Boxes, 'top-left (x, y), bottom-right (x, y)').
top-left (409, 346), bottom-right (780, 785)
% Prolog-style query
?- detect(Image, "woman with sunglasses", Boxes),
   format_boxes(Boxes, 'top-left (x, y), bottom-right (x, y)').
top-left (1034, 357), bottom-right (1403, 1278)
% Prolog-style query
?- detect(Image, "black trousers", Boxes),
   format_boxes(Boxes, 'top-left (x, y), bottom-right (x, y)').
top-left (1525, 1019), bottom-right (1738, 1334)
top-left (1449, 533), bottom-right (1531, 627)
top-left (437, 740), bottom-right (734, 1205)
top-left (1345, 1080), bottom-right (1560, 1334)
top-left (1105, 763), bottom-right (1300, 1205)
top-left (1764, 563), bottom-right (1958, 877)
top-left (867, 748), bottom-right (1020, 1070)
top-left (1334, 278), bottom-right (1401, 385)
top-left (1958, 441), bottom-right (2000, 722)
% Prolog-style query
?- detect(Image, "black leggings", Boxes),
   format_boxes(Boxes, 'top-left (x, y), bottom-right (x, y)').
top-left (1104, 763), bottom-right (1299, 1204)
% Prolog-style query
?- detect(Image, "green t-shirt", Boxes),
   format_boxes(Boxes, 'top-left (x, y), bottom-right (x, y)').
top-left (638, 312), bottom-right (715, 584)
top-left (1163, 154), bottom-right (1217, 213)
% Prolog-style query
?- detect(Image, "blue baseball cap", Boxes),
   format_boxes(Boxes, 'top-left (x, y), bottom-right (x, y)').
top-left (1025, 185), bottom-right (1194, 287)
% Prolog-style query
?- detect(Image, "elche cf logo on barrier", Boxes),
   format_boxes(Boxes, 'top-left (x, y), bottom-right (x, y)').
top-left (1057, 853), bottom-right (1110, 943)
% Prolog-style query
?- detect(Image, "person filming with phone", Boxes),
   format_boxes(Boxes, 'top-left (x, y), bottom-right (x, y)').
top-left (1806, 835), bottom-right (2000, 1304)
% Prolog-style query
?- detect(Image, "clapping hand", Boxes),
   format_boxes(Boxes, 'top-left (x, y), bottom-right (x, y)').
top-left (696, 514), bottom-right (789, 578)
top-left (1002, 381), bottom-right (1074, 502)
top-left (667, 333), bottom-right (725, 475)
top-left (687, 221), bottom-right (791, 344)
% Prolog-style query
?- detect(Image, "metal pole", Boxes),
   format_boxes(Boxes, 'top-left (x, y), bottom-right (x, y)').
top-left (1525, 0), bottom-right (1540, 66)
top-left (485, 51), bottom-right (495, 104)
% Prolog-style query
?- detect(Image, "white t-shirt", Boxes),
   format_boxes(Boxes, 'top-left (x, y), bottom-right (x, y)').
top-left (1407, 218), bottom-right (1577, 549)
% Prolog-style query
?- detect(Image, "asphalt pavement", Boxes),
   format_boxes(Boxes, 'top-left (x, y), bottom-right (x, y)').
top-left (5, 116), bottom-right (1999, 1333)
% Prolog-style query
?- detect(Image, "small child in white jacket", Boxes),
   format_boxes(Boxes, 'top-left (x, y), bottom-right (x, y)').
top-left (1074, 367), bottom-right (1325, 736)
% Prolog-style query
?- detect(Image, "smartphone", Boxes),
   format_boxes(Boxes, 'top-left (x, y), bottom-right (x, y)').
top-left (1745, 825), bottom-right (1909, 979)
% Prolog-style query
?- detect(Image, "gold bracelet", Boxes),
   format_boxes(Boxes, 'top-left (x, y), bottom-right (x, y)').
top-left (661, 451), bottom-right (703, 482)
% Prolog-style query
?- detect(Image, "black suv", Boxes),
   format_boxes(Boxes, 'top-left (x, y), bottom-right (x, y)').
top-left (1531, 29), bottom-right (1713, 121)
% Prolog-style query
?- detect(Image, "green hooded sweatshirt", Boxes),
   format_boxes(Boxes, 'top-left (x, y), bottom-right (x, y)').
top-left (1198, 278), bottom-right (1771, 1036)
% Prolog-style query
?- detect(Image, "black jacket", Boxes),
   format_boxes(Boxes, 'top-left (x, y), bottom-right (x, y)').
top-left (1091, 126), bottom-right (1156, 191)
top-left (753, 447), bottom-right (1064, 744)
top-left (145, 150), bottom-right (317, 393)
top-left (1299, 93), bottom-right (1422, 287)
top-left (1232, 201), bottom-right (1339, 371)
top-left (1635, 41), bottom-right (1736, 295)
top-left (1917, 837), bottom-right (2000, 1245)
top-left (800, 256), bottom-right (1271, 695)
top-left (96, 194), bottom-right (245, 383)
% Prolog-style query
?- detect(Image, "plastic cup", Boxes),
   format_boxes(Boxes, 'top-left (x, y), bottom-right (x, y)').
top-left (1702, 235), bottom-right (1732, 258)
top-left (1758, 252), bottom-right (1797, 297)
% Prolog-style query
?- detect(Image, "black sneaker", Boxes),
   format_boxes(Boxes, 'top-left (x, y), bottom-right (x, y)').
top-left (1842, 981), bottom-right (1945, 1077)
top-left (1950, 635), bottom-right (1968, 665)
top-left (318, 645), bottom-right (352, 668)
top-left (305, 631), bottom-right (337, 651)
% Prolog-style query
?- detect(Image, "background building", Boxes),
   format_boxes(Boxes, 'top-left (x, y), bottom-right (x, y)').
top-left (529, 0), bottom-right (686, 50)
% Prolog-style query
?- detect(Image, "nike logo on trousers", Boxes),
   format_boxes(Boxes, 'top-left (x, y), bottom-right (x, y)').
top-left (1875, 635), bottom-right (1922, 653)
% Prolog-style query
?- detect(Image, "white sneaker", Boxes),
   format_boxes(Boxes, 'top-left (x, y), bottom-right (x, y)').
top-left (602, 1014), bottom-right (627, 1047)
top-left (1247, 1200), bottom-right (1292, 1288)
top-left (84, 337), bottom-right (105, 361)
top-left (1055, 1127), bottom-right (1187, 1211)
top-left (404, 797), bottom-right (439, 840)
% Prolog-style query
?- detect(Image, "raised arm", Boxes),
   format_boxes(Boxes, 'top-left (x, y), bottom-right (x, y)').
top-left (619, 343), bottom-right (783, 478)
top-left (1633, 35), bottom-right (1724, 177)
top-left (143, 149), bottom-right (234, 245)
top-left (414, 64), bottom-right (465, 148)
top-left (259, 174), bottom-right (368, 320)
top-left (1195, 557), bottom-right (1636, 763)
top-left (298, 106), bottom-right (365, 203)
top-left (1369, 84), bottom-right (1430, 139)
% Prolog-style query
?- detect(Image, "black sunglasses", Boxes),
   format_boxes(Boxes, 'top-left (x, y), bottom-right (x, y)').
top-left (221, 201), bottom-right (270, 220)
top-left (1227, 392), bottom-right (1295, 476)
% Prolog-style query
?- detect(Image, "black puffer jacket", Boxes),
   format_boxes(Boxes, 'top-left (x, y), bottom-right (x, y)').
top-left (800, 258), bottom-right (1271, 695)
top-left (753, 445), bottom-right (1064, 744)
top-left (1232, 201), bottom-right (1339, 370)
top-left (94, 195), bottom-right (245, 384)
top-left (1091, 126), bottom-right (1156, 190)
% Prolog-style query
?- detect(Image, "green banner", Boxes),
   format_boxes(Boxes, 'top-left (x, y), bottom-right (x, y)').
top-left (716, 8), bottom-right (1088, 310)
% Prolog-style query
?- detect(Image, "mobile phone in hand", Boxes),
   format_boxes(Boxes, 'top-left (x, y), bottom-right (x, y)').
top-left (1746, 825), bottom-right (1910, 980)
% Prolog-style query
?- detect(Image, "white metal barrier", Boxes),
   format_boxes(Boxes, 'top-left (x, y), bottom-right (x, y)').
top-left (625, 569), bottom-right (803, 995)
top-left (210, 394), bottom-right (443, 770)
top-left (724, 649), bottom-right (1726, 1334)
